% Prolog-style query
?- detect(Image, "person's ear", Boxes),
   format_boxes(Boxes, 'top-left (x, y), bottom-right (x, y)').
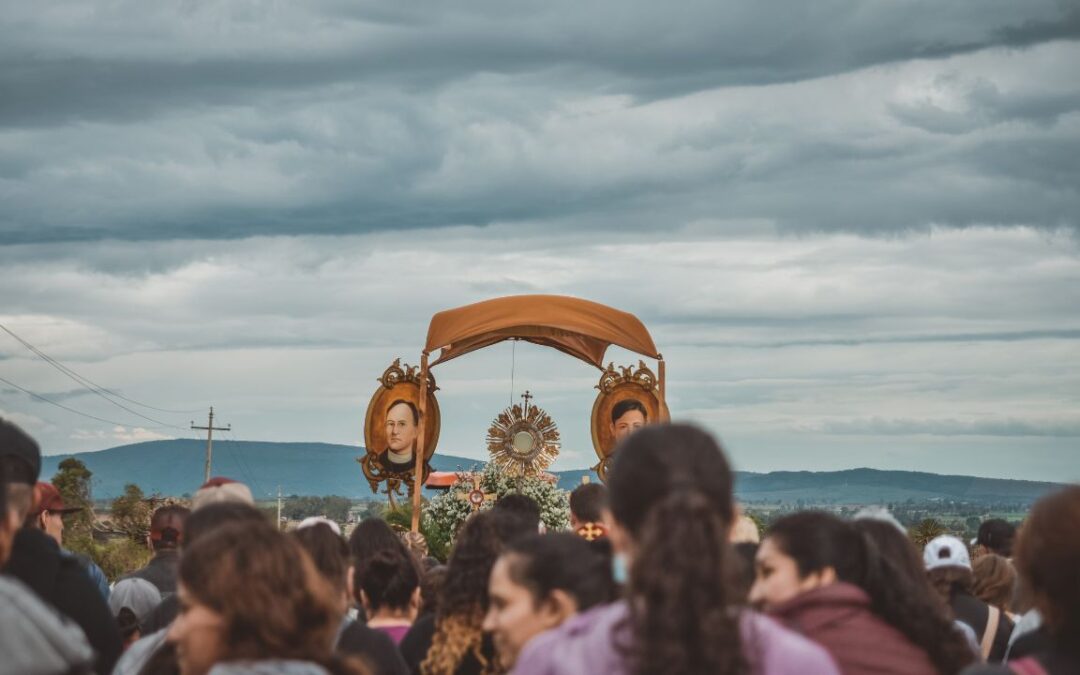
top-left (359, 589), bottom-right (372, 613)
top-left (346, 565), bottom-right (355, 604)
top-left (410, 587), bottom-right (421, 616)
top-left (538, 590), bottom-right (578, 629)
top-left (603, 508), bottom-right (632, 557)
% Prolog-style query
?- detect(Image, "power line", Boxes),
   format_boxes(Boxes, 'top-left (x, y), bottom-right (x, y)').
top-left (0, 323), bottom-right (191, 429)
top-left (0, 374), bottom-right (173, 429)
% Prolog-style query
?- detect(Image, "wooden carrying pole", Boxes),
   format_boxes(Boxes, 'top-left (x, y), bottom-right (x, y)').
top-left (658, 355), bottom-right (667, 419)
top-left (411, 352), bottom-right (430, 532)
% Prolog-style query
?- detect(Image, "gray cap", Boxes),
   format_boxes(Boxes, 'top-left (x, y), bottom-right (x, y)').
top-left (109, 578), bottom-right (162, 623)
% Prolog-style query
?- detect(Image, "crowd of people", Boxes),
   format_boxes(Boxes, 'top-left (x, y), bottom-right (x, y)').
top-left (1, 416), bottom-right (1077, 675)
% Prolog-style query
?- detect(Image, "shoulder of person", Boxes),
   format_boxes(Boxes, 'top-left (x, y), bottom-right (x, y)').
top-left (0, 574), bottom-right (95, 674)
top-left (740, 610), bottom-right (842, 675)
top-left (112, 627), bottom-right (170, 675)
top-left (337, 620), bottom-right (407, 673)
top-left (208, 661), bottom-right (331, 675)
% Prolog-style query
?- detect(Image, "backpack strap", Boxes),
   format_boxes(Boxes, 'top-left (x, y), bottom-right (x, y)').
top-left (1008, 657), bottom-right (1049, 675)
top-left (981, 605), bottom-right (1001, 661)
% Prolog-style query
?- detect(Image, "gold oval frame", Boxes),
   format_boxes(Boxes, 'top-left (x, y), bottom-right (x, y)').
top-left (360, 359), bottom-right (441, 494)
top-left (590, 361), bottom-right (669, 482)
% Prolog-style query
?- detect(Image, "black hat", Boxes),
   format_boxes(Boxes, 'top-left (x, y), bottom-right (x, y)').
top-left (0, 417), bottom-right (41, 484)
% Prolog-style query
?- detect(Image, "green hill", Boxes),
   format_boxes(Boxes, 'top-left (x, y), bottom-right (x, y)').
top-left (39, 439), bottom-right (1064, 504)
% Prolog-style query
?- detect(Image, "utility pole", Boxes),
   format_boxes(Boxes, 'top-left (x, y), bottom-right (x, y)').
top-left (191, 407), bottom-right (231, 484)
top-left (276, 485), bottom-right (283, 531)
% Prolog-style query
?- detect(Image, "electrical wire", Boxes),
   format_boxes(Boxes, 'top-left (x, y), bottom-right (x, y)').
top-left (0, 323), bottom-right (201, 418)
top-left (0, 374), bottom-right (173, 429)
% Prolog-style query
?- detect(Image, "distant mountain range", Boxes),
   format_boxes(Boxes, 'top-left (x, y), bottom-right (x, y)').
top-left (40, 439), bottom-right (1065, 504)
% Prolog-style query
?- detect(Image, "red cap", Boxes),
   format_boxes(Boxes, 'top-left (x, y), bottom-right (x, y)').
top-left (32, 482), bottom-right (83, 516)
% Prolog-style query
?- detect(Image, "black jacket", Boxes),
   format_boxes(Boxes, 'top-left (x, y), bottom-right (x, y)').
top-left (952, 591), bottom-right (1014, 662)
top-left (4, 528), bottom-right (123, 674)
top-left (122, 549), bottom-right (180, 597)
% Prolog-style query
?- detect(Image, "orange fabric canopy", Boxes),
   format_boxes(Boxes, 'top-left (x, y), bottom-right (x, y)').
top-left (425, 295), bottom-right (660, 369)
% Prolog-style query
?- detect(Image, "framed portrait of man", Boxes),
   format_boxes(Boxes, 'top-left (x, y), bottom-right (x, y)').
top-left (360, 359), bottom-right (441, 495)
top-left (590, 361), bottom-right (668, 482)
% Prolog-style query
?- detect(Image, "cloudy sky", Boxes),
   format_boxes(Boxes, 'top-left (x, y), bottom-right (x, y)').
top-left (2, 1), bottom-right (1078, 484)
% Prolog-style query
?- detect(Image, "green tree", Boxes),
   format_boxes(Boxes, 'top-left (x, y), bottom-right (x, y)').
top-left (51, 458), bottom-right (94, 542)
top-left (910, 517), bottom-right (947, 549)
top-left (110, 484), bottom-right (153, 541)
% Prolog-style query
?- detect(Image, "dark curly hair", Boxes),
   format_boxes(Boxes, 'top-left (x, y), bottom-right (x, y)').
top-left (422, 511), bottom-right (505, 675)
top-left (357, 546), bottom-right (420, 613)
top-left (607, 424), bottom-right (745, 675)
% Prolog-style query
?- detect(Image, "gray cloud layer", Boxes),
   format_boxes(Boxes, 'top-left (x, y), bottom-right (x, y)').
top-left (2, 3), bottom-right (1079, 481)
top-left (1, 1), bottom-right (1079, 245)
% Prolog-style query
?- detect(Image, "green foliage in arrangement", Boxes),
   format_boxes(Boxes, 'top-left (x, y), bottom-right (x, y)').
top-left (421, 463), bottom-right (570, 560)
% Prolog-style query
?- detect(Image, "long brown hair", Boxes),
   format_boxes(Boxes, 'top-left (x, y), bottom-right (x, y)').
top-left (971, 554), bottom-right (1016, 614)
top-left (1015, 485), bottom-right (1080, 653)
top-left (607, 424), bottom-right (745, 675)
top-left (179, 521), bottom-right (367, 674)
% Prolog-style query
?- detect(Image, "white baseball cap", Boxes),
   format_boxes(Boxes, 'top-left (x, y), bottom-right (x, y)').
top-left (923, 534), bottom-right (972, 571)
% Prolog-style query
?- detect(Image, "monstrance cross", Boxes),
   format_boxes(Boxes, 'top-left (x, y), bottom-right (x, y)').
top-left (457, 473), bottom-right (496, 512)
top-left (521, 390), bottom-right (534, 409)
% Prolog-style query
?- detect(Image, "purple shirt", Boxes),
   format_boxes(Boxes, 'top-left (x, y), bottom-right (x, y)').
top-left (374, 624), bottom-right (411, 646)
top-left (511, 601), bottom-right (840, 675)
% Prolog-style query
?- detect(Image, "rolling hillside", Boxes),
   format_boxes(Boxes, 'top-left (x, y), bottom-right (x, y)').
top-left (39, 439), bottom-right (1065, 503)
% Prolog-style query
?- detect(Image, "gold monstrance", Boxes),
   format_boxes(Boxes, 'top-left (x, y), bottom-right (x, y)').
top-left (486, 391), bottom-right (560, 477)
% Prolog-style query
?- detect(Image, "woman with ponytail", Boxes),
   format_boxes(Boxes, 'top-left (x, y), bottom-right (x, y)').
top-left (751, 511), bottom-right (975, 675)
top-left (511, 424), bottom-right (838, 675)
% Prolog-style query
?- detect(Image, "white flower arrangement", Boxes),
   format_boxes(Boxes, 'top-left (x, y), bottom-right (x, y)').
top-left (422, 462), bottom-right (570, 552)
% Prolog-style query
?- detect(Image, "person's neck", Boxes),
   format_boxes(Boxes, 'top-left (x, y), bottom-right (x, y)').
top-left (387, 447), bottom-right (414, 463)
top-left (367, 610), bottom-right (413, 627)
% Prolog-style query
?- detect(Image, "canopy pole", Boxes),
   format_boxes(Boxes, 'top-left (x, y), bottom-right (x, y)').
top-left (411, 352), bottom-right (430, 532)
top-left (657, 355), bottom-right (667, 420)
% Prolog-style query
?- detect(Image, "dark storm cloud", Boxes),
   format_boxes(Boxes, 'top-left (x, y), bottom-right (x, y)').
top-left (2, 1), bottom-right (1076, 127)
top-left (0, 1), bottom-right (1078, 247)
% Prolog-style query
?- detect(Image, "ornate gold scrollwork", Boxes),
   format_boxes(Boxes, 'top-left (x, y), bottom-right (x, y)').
top-left (590, 360), bottom-right (667, 483)
top-left (358, 359), bottom-right (441, 496)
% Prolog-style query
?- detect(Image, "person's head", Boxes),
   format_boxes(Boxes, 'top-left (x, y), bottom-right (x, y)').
top-left (750, 511), bottom-right (850, 610)
top-left (484, 533), bottom-right (615, 668)
top-left (182, 501), bottom-right (269, 550)
top-left (422, 511), bottom-right (506, 675)
top-left (348, 517), bottom-right (402, 579)
top-left (971, 553), bottom-right (1016, 613)
top-left (149, 504), bottom-right (190, 552)
top-left (609, 399), bottom-right (647, 442)
top-left (0, 418), bottom-right (41, 541)
top-left (419, 564), bottom-right (447, 619)
top-left (924, 534), bottom-right (974, 604)
top-left (0, 460), bottom-right (15, 566)
top-left (27, 481), bottom-right (82, 546)
top-left (190, 477), bottom-right (253, 512)
top-left (606, 423), bottom-right (742, 675)
top-left (859, 525), bottom-right (979, 673)
top-left (385, 399), bottom-right (419, 454)
top-left (168, 521), bottom-right (342, 675)
top-left (1014, 485), bottom-right (1080, 651)
top-left (973, 518), bottom-right (1016, 559)
top-left (492, 493), bottom-right (541, 537)
top-left (355, 545), bottom-right (420, 620)
top-left (291, 521), bottom-right (353, 616)
top-left (110, 577), bottom-right (162, 646)
top-left (568, 482), bottom-right (607, 529)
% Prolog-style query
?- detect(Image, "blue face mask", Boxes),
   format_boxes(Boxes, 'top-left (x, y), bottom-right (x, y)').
top-left (612, 552), bottom-right (629, 584)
